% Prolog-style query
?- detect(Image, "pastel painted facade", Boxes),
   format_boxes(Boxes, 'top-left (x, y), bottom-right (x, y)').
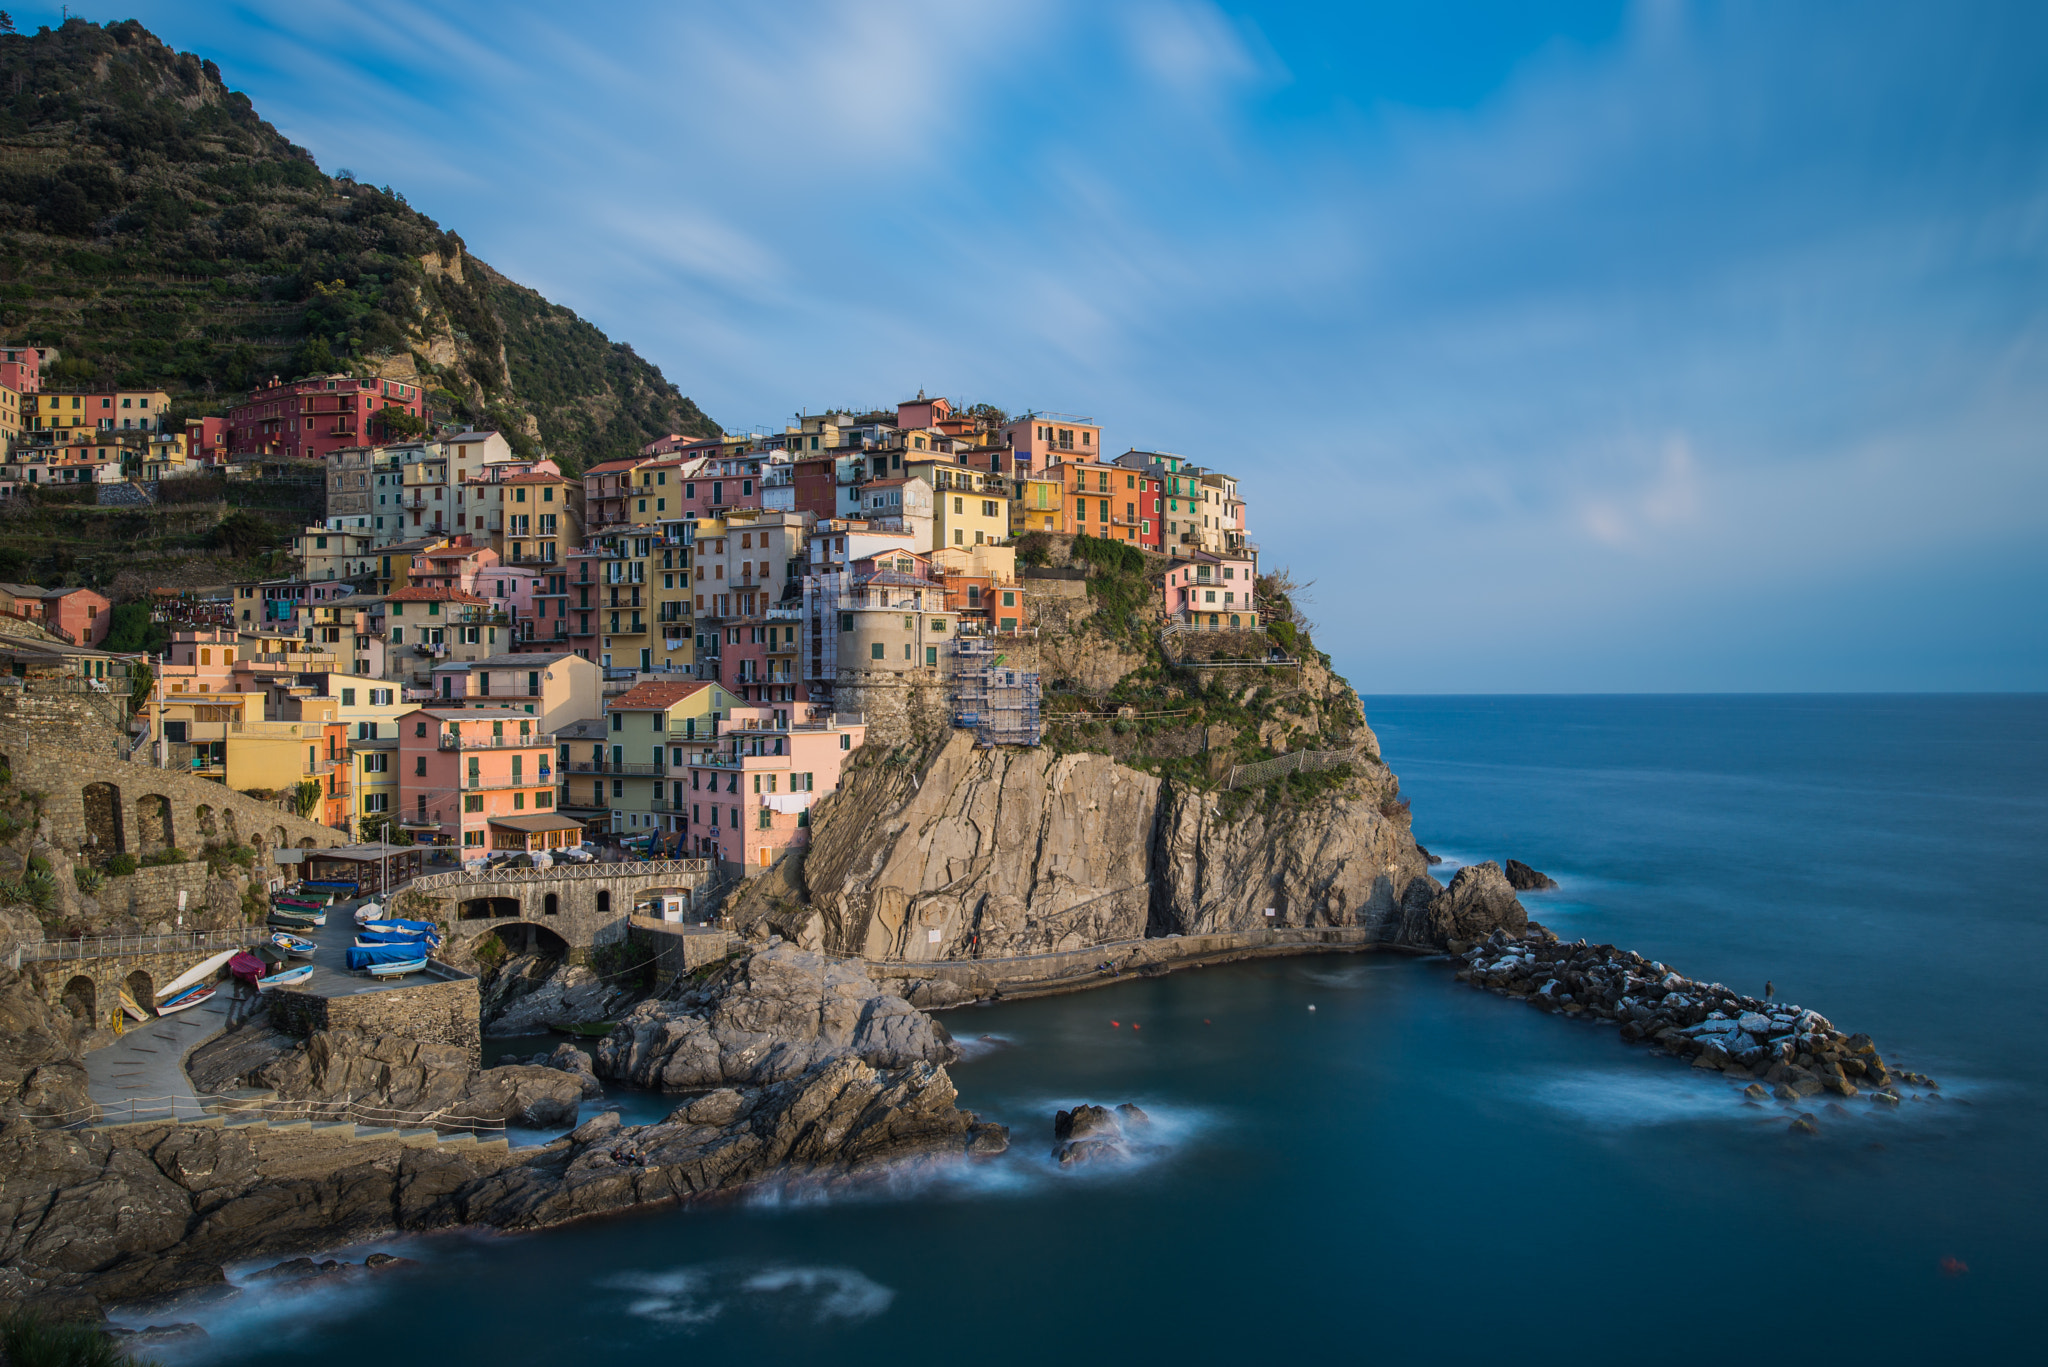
top-left (584, 678), bottom-right (740, 844)
top-left (424, 651), bottom-right (602, 731)
top-left (396, 706), bottom-right (560, 851)
top-left (226, 375), bottom-right (426, 460)
top-left (1162, 550), bottom-right (1260, 629)
top-left (683, 705), bottom-right (867, 872)
top-left (1003, 413), bottom-right (1102, 474)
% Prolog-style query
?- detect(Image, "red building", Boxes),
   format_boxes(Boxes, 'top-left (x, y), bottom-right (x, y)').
top-left (227, 375), bottom-right (427, 460)
top-left (0, 346), bottom-right (39, 395)
top-left (39, 587), bottom-right (112, 646)
top-left (791, 455), bottom-right (837, 521)
top-left (184, 417), bottom-right (229, 465)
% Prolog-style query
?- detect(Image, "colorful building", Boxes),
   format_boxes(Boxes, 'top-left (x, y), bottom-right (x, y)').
top-left (683, 705), bottom-right (867, 872)
top-left (1162, 550), bottom-right (1260, 629)
top-left (395, 706), bottom-right (561, 852)
top-left (581, 678), bottom-right (740, 846)
top-left (226, 375), bottom-right (426, 460)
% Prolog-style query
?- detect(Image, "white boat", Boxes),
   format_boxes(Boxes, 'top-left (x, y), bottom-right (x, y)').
top-left (155, 948), bottom-right (237, 1000)
top-left (157, 983), bottom-right (215, 1014)
top-left (257, 965), bottom-right (313, 990)
top-left (117, 989), bottom-right (148, 1022)
top-left (353, 900), bottom-right (383, 925)
top-left (365, 954), bottom-right (428, 979)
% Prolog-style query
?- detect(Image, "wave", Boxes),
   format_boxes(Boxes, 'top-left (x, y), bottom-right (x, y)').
top-left (601, 1262), bottom-right (894, 1331)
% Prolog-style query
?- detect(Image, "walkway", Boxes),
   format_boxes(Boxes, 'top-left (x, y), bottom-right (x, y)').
top-left (78, 893), bottom-right (437, 1127)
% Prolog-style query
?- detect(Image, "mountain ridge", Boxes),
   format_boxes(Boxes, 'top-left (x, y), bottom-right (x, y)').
top-left (0, 16), bottom-right (718, 471)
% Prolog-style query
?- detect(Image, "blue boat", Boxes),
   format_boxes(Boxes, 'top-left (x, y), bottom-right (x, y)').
top-left (270, 931), bottom-right (317, 957)
top-left (360, 918), bottom-right (438, 936)
top-left (257, 964), bottom-right (313, 990)
top-left (157, 983), bottom-right (215, 1015)
top-left (356, 922), bottom-right (443, 950)
top-left (346, 943), bottom-right (431, 974)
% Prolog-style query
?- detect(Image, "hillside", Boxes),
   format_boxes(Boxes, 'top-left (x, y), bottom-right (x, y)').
top-left (0, 17), bottom-right (718, 471)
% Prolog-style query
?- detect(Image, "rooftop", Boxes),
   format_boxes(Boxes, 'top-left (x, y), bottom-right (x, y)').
top-left (609, 679), bottom-right (715, 710)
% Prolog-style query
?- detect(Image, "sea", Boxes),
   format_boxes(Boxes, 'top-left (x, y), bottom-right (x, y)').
top-left (140, 695), bottom-right (2046, 1365)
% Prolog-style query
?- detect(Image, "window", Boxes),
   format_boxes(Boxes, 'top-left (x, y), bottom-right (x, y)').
top-left (415, 721), bottom-right (426, 736)
top-left (364, 752), bottom-right (388, 773)
top-left (930, 617), bottom-right (947, 633)
top-left (758, 806), bottom-right (772, 829)
top-left (363, 793), bottom-right (389, 814)
top-left (464, 794), bottom-right (483, 812)
top-left (926, 645), bottom-right (938, 667)
top-left (414, 755), bottom-right (427, 776)
top-left (871, 642), bottom-right (885, 660)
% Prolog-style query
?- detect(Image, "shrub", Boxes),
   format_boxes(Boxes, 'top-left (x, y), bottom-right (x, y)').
top-left (104, 854), bottom-right (139, 877)
top-left (19, 867), bottom-right (56, 909)
top-left (0, 1308), bottom-right (149, 1367)
top-left (73, 866), bottom-right (104, 894)
top-left (240, 883), bottom-right (268, 923)
top-left (140, 848), bottom-right (189, 867)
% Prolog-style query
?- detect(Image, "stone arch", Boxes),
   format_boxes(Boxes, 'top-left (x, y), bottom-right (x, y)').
top-left (123, 969), bottom-right (154, 1015)
top-left (60, 974), bottom-right (96, 1021)
top-left (82, 781), bottom-right (124, 855)
top-left (195, 803), bottom-right (217, 839)
top-left (458, 896), bottom-right (521, 920)
top-left (543, 892), bottom-right (559, 916)
top-left (221, 808), bottom-right (239, 844)
top-left (272, 826), bottom-right (288, 849)
top-left (297, 836), bottom-right (316, 850)
top-left (491, 921), bottom-right (571, 957)
top-left (134, 793), bottom-right (174, 854)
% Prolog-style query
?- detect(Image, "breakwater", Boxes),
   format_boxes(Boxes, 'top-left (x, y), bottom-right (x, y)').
top-left (1453, 924), bottom-right (1940, 1117)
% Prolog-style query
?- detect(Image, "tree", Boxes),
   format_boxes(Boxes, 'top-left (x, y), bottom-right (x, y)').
top-left (375, 406), bottom-right (426, 440)
top-left (0, 14), bottom-right (17, 38)
top-left (214, 509), bottom-right (272, 560)
top-left (103, 602), bottom-right (168, 654)
top-left (290, 780), bottom-right (321, 818)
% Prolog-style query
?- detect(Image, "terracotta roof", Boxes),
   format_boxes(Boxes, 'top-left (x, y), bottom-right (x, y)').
top-left (386, 587), bottom-right (491, 604)
top-left (585, 459), bottom-right (648, 475)
top-left (499, 471), bottom-right (569, 484)
top-left (608, 679), bottom-right (714, 711)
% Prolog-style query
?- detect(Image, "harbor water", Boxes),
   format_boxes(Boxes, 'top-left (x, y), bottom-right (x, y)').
top-left (159, 695), bottom-right (2045, 1364)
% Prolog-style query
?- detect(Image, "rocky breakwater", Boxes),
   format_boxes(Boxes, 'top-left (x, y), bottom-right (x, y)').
top-left (1050, 1102), bottom-right (1155, 1166)
top-left (1454, 928), bottom-right (1939, 1124)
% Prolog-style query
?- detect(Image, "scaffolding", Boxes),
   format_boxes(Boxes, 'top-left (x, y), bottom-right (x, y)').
top-left (950, 638), bottom-right (1041, 747)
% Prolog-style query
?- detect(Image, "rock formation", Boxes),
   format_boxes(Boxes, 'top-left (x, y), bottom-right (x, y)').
top-left (595, 942), bottom-right (957, 1091)
top-left (1049, 1101), bottom-right (1154, 1166)
top-left (0, 967), bottom-right (93, 1129)
top-left (1503, 859), bottom-right (1560, 891)
top-left (1455, 928), bottom-right (1937, 1107)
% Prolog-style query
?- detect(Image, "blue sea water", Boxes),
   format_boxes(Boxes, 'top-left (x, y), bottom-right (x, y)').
top-left (166, 696), bottom-right (2047, 1365)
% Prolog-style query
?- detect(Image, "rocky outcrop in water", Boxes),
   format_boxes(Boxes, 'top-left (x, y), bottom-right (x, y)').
top-left (0, 949), bottom-right (992, 1313)
top-left (1455, 928), bottom-right (1937, 1105)
top-left (1503, 859), bottom-right (1559, 891)
top-left (1050, 1101), bottom-right (1155, 1166)
top-left (1417, 862), bottom-right (1528, 947)
top-left (189, 1025), bottom-right (586, 1128)
top-left (595, 942), bottom-right (957, 1091)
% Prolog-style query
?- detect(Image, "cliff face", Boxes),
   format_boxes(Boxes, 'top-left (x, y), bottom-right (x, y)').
top-left (749, 701), bottom-right (1464, 965)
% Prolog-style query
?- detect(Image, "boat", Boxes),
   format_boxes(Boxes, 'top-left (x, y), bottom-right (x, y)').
top-left (361, 918), bottom-right (437, 936)
top-left (271, 896), bottom-right (328, 911)
top-left (155, 948), bottom-right (238, 1000)
top-left (117, 989), bottom-right (148, 1022)
top-left (365, 954), bottom-right (428, 979)
top-left (353, 900), bottom-right (383, 925)
top-left (257, 964), bottom-right (313, 990)
top-left (267, 909), bottom-right (326, 928)
top-left (157, 983), bottom-right (215, 1014)
top-left (345, 943), bottom-right (431, 974)
top-left (270, 931), bottom-right (317, 957)
top-left (357, 920), bottom-right (442, 950)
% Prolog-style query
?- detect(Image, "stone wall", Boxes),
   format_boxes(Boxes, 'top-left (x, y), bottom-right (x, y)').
top-left (626, 918), bottom-right (734, 989)
top-left (831, 669), bottom-right (954, 748)
top-left (93, 863), bottom-right (217, 922)
top-left (266, 974), bottom-right (481, 1063)
top-left (0, 696), bottom-right (346, 865)
top-left (407, 865), bottom-right (709, 958)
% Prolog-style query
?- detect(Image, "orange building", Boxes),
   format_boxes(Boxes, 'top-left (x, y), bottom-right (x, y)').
top-left (1048, 458), bottom-right (1152, 545)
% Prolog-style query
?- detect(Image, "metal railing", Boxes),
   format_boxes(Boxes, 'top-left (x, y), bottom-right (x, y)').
top-left (439, 731), bottom-right (551, 750)
top-left (20, 929), bottom-right (252, 963)
top-left (411, 858), bottom-right (709, 891)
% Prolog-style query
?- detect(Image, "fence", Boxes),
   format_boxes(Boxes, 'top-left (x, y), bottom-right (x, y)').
top-left (18, 929), bottom-right (253, 964)
top-left (1223, 749), bottom-right (1356, 790)
top-left (410, 857), bottom-right (710, 892)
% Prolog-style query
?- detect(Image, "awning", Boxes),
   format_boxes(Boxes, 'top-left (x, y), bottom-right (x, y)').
top-left (486, 814), bottom-right (586, 833)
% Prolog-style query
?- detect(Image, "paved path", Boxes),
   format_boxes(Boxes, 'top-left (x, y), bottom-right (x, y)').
top-left (80, 893), bottom-right (436, 1126)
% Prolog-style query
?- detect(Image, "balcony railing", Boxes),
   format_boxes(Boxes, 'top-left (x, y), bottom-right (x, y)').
top-left (563, 759), bottom-right (668, 776)
top-left (461, 774), bottom-right (552, 792)
top-left (438, 731), bottom-right (552, 750)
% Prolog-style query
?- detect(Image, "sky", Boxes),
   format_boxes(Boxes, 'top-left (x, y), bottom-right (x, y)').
top-left (21, 1), bottom-right (2048, 691)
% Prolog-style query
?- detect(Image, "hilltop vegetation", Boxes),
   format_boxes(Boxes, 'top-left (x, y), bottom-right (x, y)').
top-left (0, 17), bottom-right (718, 471)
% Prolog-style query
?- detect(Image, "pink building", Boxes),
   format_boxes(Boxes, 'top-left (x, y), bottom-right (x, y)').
top-left (683, 705), bottom-right (865, 872)
top-left (227, 375), bottom-right (427, 460)
top-left (1002, 412), bottom-right (1102, 475)
top-left (396, 706), bottom-right (567, 853)
top-left (39, 587), bottom-right (111, 645)
top-left (0, 346), bottom-right (39, 395)
top-left (1162, 550), bottom-right (1260, 629)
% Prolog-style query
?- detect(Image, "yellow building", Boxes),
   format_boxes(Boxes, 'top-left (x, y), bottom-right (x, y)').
top-left (579, 677), bottom-right (741, 842)
top-left (1010, 474), bottom-right (1064, 535)
top-left (29, 388), bottom-right (172, 436)
top-left (0, 382), bottom-right (19, 455)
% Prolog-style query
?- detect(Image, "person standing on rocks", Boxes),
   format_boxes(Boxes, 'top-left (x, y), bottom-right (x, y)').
top-left (1765, 980), bottom-right (1775, 1001)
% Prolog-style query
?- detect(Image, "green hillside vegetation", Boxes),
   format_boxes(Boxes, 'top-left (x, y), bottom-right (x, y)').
top-left (0, 17), bottom-right (718, 474)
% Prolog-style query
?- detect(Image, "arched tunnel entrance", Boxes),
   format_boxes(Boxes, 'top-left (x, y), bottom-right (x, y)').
top-left (459, 896), bottom-right (523, 920)
top-left (61, 975), bottom-right (96, 1022)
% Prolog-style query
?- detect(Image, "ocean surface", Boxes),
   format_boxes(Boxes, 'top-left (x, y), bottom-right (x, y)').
top-left (147, 696), bottom-right (2047, 1365)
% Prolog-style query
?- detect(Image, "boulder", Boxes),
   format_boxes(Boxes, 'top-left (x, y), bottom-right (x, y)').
top-left (1423, 863), bottom-right (1528, 948)
top-left (456, 1065), bottom-right (585, 1128)
top-left (594, 944), bottom-right (959, 1092)
top-left (1053, 1104), bottom-right (1119, 1140)
top-left (1502, 859), bottom-right (1559, 891)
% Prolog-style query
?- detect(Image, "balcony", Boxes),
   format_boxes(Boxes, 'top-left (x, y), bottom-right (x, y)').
top-left (438, 731), bottom-right (553, 750)
top-left (563, 759), bottom-right (668, 776)
top-left (459, 775), bottom-right (553, 792)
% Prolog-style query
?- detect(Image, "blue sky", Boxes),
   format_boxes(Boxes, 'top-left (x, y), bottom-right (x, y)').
top-left (26, 1), bottom-right (2048, 691)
